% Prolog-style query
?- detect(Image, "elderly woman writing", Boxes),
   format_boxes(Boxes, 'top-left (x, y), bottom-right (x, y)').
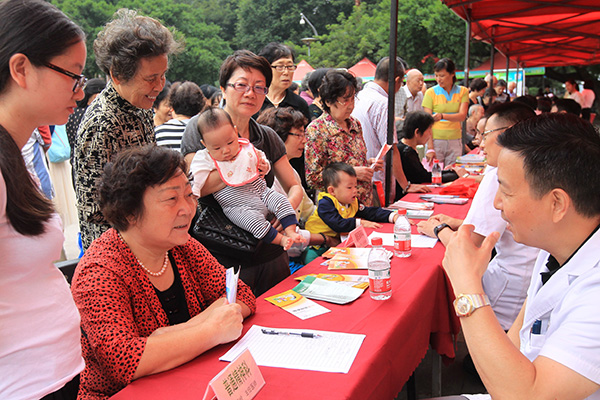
top-left (71, 146), bottom-right (256, 399)
top-left (74, 9), bottom-right (181, 249)
top-left (305, 69), bottom-right (383, 206)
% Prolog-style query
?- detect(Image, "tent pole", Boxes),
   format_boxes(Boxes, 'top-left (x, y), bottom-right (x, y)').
top-left (463, 9), bottom-right (471, 86)
top-left (506, 55), bottom-right (510, 83)
top-left (489, 36), bottom-right (495, 89)
top-left (386, 0), bottom-right (399, 206)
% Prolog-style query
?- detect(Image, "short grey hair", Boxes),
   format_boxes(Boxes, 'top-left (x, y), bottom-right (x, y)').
top-left (94, 9), bottom-right (182, 82)
top-left (468, 104), bottom-right (484, 117)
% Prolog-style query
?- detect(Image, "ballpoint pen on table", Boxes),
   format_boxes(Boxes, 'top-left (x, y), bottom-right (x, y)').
top-left (261, 328), bottom-right (322, 338)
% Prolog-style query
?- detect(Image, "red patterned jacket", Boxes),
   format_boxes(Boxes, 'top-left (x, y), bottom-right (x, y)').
top-left (71, 228), bottom-right (256, 399)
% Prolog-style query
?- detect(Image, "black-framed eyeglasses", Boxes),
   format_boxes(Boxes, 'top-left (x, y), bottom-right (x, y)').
top-left (271, 64), bottom-right (297, 72)
top-left (481, 125), bottom-right (511, 140)
top-left (227, 82), bottom-right (269, 95)
top-left (43, 62), bottom-right (87, 93)
top-left (287, 132), bottom-right (306, 139)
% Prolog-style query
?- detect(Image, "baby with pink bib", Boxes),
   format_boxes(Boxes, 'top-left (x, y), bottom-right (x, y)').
top-left (190, 108), bottom-right (304, 250)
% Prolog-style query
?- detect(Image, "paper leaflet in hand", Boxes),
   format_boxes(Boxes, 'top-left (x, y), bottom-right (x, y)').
top-left (370, 143), bottom-right (392, 169)
top-left (226, 266), bottom-right (240, 304)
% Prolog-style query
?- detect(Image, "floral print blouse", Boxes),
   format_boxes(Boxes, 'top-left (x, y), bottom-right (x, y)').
top-left (305, 111), bottom-right (372, 205)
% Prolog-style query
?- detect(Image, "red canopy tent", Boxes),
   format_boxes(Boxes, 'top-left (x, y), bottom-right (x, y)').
top-left (292, 59), bottom-right (314, 83)
top-left (442, 0), bottom-right (600, 68)
top-left (472, 53), bottom-right (519, 72)
top-left (348, 57), bottom-right (377, 80)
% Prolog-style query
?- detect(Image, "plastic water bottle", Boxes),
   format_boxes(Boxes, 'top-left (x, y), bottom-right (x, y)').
top-left (431, 159), bottom-right (442, 184)
top-left (368, 237), bottom-right (391, 300)
top-left (393, 209), bottom-right (412, 258)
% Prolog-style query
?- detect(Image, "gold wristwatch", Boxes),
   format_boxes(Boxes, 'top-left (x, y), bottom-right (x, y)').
top-left (453, 293), bottom-right (490, 317)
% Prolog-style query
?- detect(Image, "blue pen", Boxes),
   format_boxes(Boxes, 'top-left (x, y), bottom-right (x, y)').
top-left (531, 319), bottom-right (542, 335)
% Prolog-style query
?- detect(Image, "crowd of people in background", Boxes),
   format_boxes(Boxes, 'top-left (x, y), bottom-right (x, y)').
top-left (2, 1), bottom-right (600, 399)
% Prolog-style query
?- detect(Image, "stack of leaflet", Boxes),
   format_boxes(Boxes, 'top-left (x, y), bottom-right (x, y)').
top-left (387, 199), bottom-right (435, 219)
top-left (324, 247), bottom-right (370, 270)
top-left (295, 273), bottom-right (369, 290)
top-left (388, 200), bottom-right (434, 210)
top-left (420, 194), bottom-right (469, 205)
top-left (292, 276), bottom-right (365, 305)
top-left (321, 247), bottom-right (392, 270)
top-left (455, 153), bottom-right (486, 174)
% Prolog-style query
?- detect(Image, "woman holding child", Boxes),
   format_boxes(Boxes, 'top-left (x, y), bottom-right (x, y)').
top-left (71, 145), bottom-right (256, 399)
top-left (305, 70), bottom-right (383, 206)
top-left (190, 50), bottom-right (303, 295)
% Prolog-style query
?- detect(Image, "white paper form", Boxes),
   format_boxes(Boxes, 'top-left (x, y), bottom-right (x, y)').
top-left (368, 232), bottom-right (438, 248)
top-left (220, 325), bottom-right (366, 374)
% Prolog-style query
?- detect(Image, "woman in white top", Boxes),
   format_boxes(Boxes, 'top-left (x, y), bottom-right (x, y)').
top-left (0, 0), bottom-right (86, 398)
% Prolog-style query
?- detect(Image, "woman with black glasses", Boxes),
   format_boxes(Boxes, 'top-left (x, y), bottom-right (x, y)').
top-left (256, 42), bottom-right (311, 122)
top-left (0, 0), bottom-right (86, 398)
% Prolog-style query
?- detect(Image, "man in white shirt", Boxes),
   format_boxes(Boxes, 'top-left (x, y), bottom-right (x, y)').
top-left (352, 57), bottom-right (411, 201)
top-left (418, 102), bottom-right (539, 330)
top-left (395, 69), bottom-right (424, 131)
top-left (581, 80), bottom-right (595, 121)
top-left (430, 112), bottom-right (600, 400)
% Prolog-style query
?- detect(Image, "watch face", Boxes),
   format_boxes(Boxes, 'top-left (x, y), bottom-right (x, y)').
top-left (455, 296), bottom-right (474, 316)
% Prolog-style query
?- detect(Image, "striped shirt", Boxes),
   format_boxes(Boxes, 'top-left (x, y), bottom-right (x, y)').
top-left (155, 118), bottom-right (189, 152)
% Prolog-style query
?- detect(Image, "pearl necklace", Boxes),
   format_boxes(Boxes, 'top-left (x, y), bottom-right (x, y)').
top-left (268, 92), bottom-right (285, 107)
top-left (118, 233), bottom-right (169, 277)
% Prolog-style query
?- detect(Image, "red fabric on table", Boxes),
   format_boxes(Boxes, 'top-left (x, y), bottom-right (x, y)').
top-left (439, 177), bottom-right (479, 198)
top-left (111, 194), bottom-right (469, 400)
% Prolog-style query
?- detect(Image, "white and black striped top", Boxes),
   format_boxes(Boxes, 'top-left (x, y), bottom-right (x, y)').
top-left (155, 119), bottom-right (189, 152)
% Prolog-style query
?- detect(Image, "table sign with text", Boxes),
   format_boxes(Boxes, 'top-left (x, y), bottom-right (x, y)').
top-left (202, 349), bottom-right (264, 400)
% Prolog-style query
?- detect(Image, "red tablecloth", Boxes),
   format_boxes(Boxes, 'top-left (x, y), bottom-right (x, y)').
top-left (112, 194), bottom-right (469, 400)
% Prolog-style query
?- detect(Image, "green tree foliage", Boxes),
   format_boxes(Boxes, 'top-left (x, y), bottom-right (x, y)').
top-left (307, 2), bottom-right (386, 68)
top-left (52, 0), bottom-right (232, 85)
top-left (307, 0), bottom-right (489, 72)
top-left (185, 0), bottom-right (239, 43)
top-left (52, 0), bottom-right (494, 85)
top-left (233, 0), bottom-right (353, 53)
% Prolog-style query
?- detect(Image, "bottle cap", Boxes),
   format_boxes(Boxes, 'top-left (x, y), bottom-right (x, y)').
top-left (433, 159), bottom-right (440, 163)
top-left (371, 237), bottom-right (383, 246)
top-left (397, 209), bottom-right (407, 215)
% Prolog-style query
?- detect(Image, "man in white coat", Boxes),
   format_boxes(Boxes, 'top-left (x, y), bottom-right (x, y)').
top-left (433, 112), bottom-right (600, 400)
top-left (418, 102), bottom-right (539, 331)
